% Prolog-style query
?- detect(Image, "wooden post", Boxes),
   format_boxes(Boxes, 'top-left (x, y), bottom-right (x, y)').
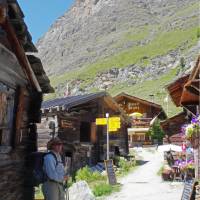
top-left (130, 133), bottom-right (133, 143)
top-left (197, 127), bottom-right (200, 179)
top-left (15, 88), bottom-right (25, 145)
top-left (106, 113), bottom-right (109, 160)
top-left (196, 105), bottom-right (200, 179)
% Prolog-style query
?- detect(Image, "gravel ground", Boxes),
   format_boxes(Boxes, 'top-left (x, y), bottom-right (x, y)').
top-left (105, 147), bottom-right (184, 200)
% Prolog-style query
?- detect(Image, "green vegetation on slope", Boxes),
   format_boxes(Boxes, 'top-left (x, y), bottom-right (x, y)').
top-left (50, 26), bottom-right (198, 87)
top-left (123, 26), bottom-right (151, 42)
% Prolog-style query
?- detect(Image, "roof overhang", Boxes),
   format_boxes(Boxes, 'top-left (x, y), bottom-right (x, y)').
top-left (180, 55), bottom-right (200, 106)
top-left (166, 75), bottom-right (189, 107)
top-left (114, 92), bottom-right (162, 109)
top-left (27, 55), bottom-right (54, 93)
top-left (160, 112), bottom-right (187, 136)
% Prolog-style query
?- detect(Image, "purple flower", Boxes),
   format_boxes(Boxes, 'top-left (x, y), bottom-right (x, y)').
top-left (181, 124), bottom-right (188, 136)
top-left (191, 118), bottom-right (198, 124)
top-left (191, 115), bottom-right (200, 126)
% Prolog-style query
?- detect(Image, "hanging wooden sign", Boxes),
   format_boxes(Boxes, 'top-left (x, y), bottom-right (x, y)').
top-left (61, 119), bottom-right (73, 128)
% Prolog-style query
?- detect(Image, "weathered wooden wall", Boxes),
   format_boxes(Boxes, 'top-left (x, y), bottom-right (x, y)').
top-left (0, 1), bottom-right (52, 199)
top-left (0, 88), bottom-right (38, 200)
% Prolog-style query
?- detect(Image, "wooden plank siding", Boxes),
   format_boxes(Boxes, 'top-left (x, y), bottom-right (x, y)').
top-left (0, 1), bottom-right (53, 200)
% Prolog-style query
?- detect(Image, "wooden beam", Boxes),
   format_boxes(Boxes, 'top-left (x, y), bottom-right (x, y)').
top-left (1, 19), bottom-right (41, 92)
top-left (191, 79), bottom-right (200, 83)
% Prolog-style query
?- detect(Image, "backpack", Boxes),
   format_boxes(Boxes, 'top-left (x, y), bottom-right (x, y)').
top-left (28, 152), bottom-right (58, 186)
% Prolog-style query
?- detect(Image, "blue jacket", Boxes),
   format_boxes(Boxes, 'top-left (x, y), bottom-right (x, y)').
top-left (43, 151), bottom-right (65, 183)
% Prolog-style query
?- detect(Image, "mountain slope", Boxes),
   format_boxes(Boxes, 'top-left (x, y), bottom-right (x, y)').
top-left (36, 0), bottom-right (200, 116)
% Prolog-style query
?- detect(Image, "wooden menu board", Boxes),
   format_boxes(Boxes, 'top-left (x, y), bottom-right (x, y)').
top-left (104, 159), bottom-right (117, 185)
top-left (181, 179), bottom-right (196, 200)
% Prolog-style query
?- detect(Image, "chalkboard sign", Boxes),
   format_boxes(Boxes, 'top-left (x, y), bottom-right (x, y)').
top-left (104, 159), bottom-right (117, 185)
top-left (181, 179), bottom-right (196, 200)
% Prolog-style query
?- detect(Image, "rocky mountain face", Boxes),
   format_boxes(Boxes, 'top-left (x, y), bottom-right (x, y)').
top-left (36, 0), bottom-right (199, 98)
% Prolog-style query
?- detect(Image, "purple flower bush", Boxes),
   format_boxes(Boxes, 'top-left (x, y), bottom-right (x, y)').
top-left (181, 115), bottom-right (200, 139)
top-left (175, 159), bottom-right (194, 170)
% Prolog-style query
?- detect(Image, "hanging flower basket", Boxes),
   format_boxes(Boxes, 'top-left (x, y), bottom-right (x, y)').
top-left (182, 115), bottom-right (200, 149)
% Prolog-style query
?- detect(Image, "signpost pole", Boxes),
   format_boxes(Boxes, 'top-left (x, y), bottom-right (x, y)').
top-left (106, 113), bottom-right (109, 160)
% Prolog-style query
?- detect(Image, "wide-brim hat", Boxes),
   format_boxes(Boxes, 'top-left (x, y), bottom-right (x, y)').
top-left (47, 137), bottom-right (63, 149)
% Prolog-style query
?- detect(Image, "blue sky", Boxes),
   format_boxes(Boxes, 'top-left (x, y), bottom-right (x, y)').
top-left (18, 0), bottom-right (74, 43)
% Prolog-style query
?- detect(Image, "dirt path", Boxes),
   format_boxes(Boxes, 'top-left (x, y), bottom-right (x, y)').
top-left (105, 147), bottom-right (184, 200)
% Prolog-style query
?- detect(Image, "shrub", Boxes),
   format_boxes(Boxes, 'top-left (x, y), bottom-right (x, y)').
top-left (75, 166), bottom-right (118, 197)
top-left (197, 27), bottom-right (200, 38)
top-left (75, 166), bottom-right (105, 183)
top-left (157, 165), bottom-right (164, 176)
top-left (180, 57), bottom-right (185, 69)
top-left (148, 120), bottom-right (164, 143)
top-left (118, 157), bottom-right (135, 174)
top-left (66, 177), bottom-right (73, 188)
top-left (119, 158), bottom-right (130, 172)
top-left (92, 183), bottom-right (113, 197)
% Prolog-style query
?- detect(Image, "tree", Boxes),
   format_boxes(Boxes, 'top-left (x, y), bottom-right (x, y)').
top-left (180, 57), bottom-right (185, 70)
top-left (147, 120), bottom-right (164, 144)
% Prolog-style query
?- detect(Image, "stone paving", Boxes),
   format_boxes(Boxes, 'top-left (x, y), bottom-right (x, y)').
top-left (105, 147), bottom-right (184, 200)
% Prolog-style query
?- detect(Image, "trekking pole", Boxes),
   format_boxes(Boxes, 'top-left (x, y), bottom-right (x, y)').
top-left (65, 188), bottom-right (69, 200)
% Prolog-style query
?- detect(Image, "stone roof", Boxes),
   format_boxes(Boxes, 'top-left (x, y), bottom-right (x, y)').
top-left (42, 92), bottom-right (109, 110)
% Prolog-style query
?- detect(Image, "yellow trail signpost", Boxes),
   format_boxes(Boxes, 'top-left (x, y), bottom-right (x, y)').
top-left (96, 115), bottom-right (121, 160)
top-left (96, 117), bottom-right (121, 130)
top-left (96, 118), bottom-right (107, 125)
top-left (97, 115), bottom-right (119, 184)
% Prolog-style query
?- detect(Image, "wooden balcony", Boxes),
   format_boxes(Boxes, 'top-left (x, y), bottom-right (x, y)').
top-left (131, 118), bottom-right (152, 128)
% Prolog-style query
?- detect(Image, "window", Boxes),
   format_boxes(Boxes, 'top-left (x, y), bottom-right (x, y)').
top-left (80, 122), bottom-right (91, 142)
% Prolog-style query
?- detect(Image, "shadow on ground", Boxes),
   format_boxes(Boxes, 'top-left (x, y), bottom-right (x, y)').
top-left (136, 160), bottom-right (149, 166)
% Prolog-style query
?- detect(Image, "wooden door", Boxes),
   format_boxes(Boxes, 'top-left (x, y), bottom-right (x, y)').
top-left (90, 122), bottom-right (97, 143)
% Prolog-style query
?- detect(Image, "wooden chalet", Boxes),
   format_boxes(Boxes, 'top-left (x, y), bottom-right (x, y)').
top-left (114, 92), bottom-right (167, 146)
top-left (0, 1), bottom-right (53, 200)
top-left (161, 112), bottom-right (187, 145)
top-left (181, 55), bottom-right (200, 115)
top-left (181, 56), bottom-right (200, 179)
top-left (184, 55), bottom-right (200, 96)
top-left (39, 92), bottom-right (129, 173)
top-left (167, 74), bottom-right (199, 116)
top-left (166, 55), bottom-right (200, 178)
